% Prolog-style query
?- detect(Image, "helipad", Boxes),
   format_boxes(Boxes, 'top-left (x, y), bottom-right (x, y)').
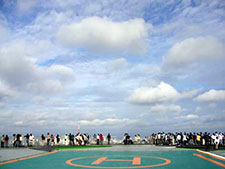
top-left (0, 145), bottom-right (224, 169)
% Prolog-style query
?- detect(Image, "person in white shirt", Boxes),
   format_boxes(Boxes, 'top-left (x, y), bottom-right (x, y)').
top-left (183, 133), bottom-right (187, 145)
top-left (219, 133), bottom-right (223, 145)
top-left (29, 134), bottom-right (34, 146)
top-left (176, 134), bottom-right (181, 145)
top-left (214, 136), bottom-right (220, 149)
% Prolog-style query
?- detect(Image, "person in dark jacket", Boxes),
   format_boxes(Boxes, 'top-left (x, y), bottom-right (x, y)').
top-left (205, 132), bottom-right (211, 151)
top-left (1, 135), bottom-right (5, 148)
top-left (5, 135), bottom-right (9, 148)
top-left (107, 133), bottom-right (111, 145)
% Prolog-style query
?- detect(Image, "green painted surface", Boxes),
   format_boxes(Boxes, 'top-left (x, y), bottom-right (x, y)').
top-left (1, 150), bottom-right (224, 169)
top-left (53, 145), bottom-right (112, 150)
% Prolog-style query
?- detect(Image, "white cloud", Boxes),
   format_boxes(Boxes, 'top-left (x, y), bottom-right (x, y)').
top-left (107, 58), bottom-right (128, 73)
top-left (0, 110), bottom-right (13, 118)
top-left (128, 82), bottom-right (181, 104)
top-left (0, 25), bottom-right (9, 41)
top-left (79, 118), bottom-right (138, 127)
top-left (15, 121), bottom-right (24, 126)
top-left (57, 16), bottom-right (150, 54)
top-left (17, 0), bottom-right (37, 13)
top-left (150, 104), bottom-right (183, 114)
top-left (186, 114), bottom-right (199, 120)
top-left (0, 42), bottom-right (75, 95)
top-left (181, 89), bottom-right (198, 98)
top-left (176, 114), bottom-right (199, 120)
top-left (163, 36), bottom-right (225, 69)
top-left (208, 103), bottom-right (217, 108)
top-left (0, 13), bottom-right (9, 41)
top-left (47, 64), bottom-right (75, 82)
top-left (32, 95), bottom-right (45, 104)
top-left (0, 81), bottom-right (16, 100)
top-left (194, 106), bottom-right (201, 113)
top-left (194, 89), bottom-right (225, 102)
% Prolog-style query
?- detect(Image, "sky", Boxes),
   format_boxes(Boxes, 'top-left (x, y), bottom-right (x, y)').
top-left (0, 0), bottom-right (225, 137)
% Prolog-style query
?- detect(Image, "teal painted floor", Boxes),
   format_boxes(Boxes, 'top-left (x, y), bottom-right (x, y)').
top-left (1, 150), bottom-right (224, 169)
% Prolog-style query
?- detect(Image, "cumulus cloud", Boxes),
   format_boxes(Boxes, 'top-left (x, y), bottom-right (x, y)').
top-left (17, 0), bottom-right (37, 13)
top-left (163, 36), bottom-right (225, 69)
top-left (186, 114), bottom-right (199, 120)
top-left (57, 17), bottom-right (150, 54)
top-left (128, 82), bottom-right (181, 104)
top-left (150, 104), bottom-right (183, 114)
top-left (79, 118), bottom-right (138, 127)
top-left (0, 13), bottom-right (9, 41)
top-left (0, 81), bottom-right (16, 100)
top-left (0, 25), bottom-right (9, 41)
top-left (47, 64), bottom-right (74, 82)
top-left (176, 114), bottom-right (199, 120)
top-left (194, 89), bottom-right (225, 102)
top-left (31, 95), bottom-right (45, 104)
top-left (107, 58), bottom-right (128, 72)
top-left (181, 89), bottom-right (199, 98)
top-left (128, 82), bottom-right (198, 104)
top-left (0, 42), bottom-right (75, 95)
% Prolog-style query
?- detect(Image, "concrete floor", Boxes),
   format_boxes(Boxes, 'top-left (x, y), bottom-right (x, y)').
top-left (1, 145), bottom-right (224, 163)
top-left (0, 148), bottom-right (45, 162)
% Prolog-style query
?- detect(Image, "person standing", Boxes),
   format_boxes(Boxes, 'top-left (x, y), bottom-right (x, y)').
top-left (41, 134), bottom-right (45, 146)
top-left (83, 134), bottom-right (88, 146)
top-left (197, 133), bottom-right (201, 145)
top-left (99, 134), bottom-right (104, 145)
top-left (219, 133), bottom-right (223, 145)
top-left (56, 134), bottom-right (60, 145)
top-left (29, 134), bottom-right (34, 146)
top-left (25, 134), bottom-right (29, 147)
top-left (134, 135), bottom-right (137, 144)
top-left (96, 134), bottom-right (100, 145)
top-left (138, 134), bottom-right (141, 144)
top-left (47, 133), bottom-right (50, 146)
top-left (71, 134), bottom-right (75, 145)
top-left (51, 134), bottom-right (55, 146)
top-left (5, 135), bottom-right (9, 148)
top-left (19, 134), bottom-right (23, 147)
top-left (107, 133), bottom-right (111, 145)
top-left (16, 134), bottom-right (20, 147)
top-left (214, 136), bottom-right (220, 150)
top-left (13, 134), bottom-right (16, 147)
top-left (205, 132), bottom-right (211, 151)
top-left (1, 135), bottom-right (5, 148)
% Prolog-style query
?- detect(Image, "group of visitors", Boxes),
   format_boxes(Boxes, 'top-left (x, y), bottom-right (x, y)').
top-left (1, 132), bottom-right (224, 149)
top-left (1, 135), bottom-right (9, 148)
top-left (149, 132), bottom-right (224, 149)
top-left (40, 133), bottom-right (61, 146)
top-left (66, 133), bottom-right (89, 146)
top-left (40, 133), bottom-right (90, 146)
top-left (121, 132), bottom-right (225, 150)
top-left (93, 133), bottom-right (111, 145)
top-left (1, 133), bottom-right (34, 148)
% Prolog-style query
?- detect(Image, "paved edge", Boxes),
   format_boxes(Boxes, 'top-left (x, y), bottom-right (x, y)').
top-left (0, 150), bottom-right (58, 165)
top-left (197, 149), bottom-right (225, 160)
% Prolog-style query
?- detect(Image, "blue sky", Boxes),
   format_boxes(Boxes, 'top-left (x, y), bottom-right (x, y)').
top-left (0, 0), bottom-right (225, 137)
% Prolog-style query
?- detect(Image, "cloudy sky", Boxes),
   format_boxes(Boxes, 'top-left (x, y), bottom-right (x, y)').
top-left (0, 0), bottom-right (225, 136)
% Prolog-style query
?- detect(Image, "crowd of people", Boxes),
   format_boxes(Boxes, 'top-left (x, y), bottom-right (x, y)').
top-left (0, 132), bottom-right (108, 148)
top-left (93, 133), bottom-right (111, 145)
top-left (1, 132), bottom-right (224, 150)
top-left (149, 132), bottom-right (224, 149)
top-left (122, 132), bottom-right (225, 150)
